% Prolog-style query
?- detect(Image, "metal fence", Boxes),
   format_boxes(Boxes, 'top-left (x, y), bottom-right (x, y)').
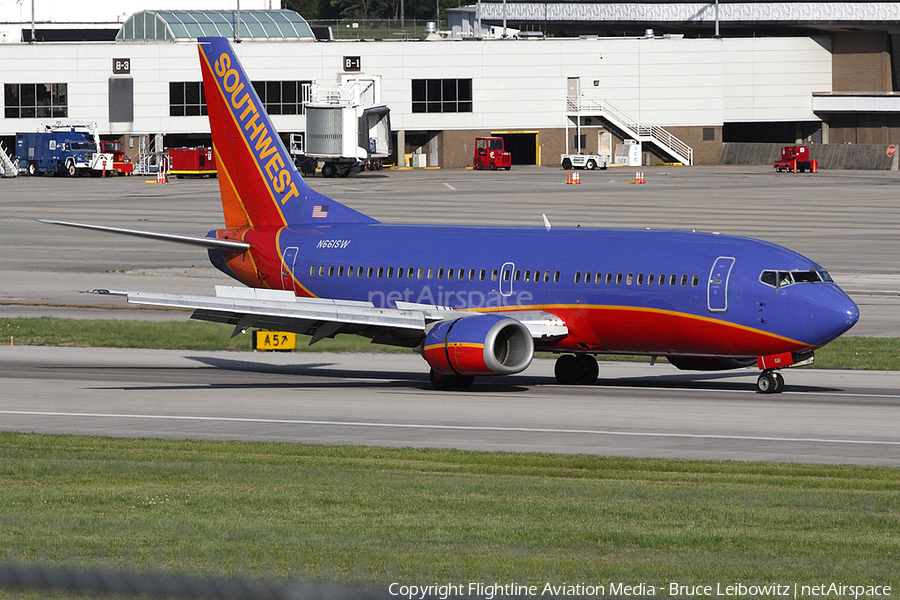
top-left (307, 20), bottom-right (440, 40)
top-left (0, 563), bottom-right (388, 600)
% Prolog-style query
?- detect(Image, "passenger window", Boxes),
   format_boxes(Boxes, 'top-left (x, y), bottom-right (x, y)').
top-left (417, 267), bottom-right (424, 279)
top-left (438, 268), bottom-right (444, 279)
top-left (347, 266), bottom-right (353, 278)
top-left (692, 275), bottom-right (699, 287)
top-left (595, 272), bottom-right (603, 284)
top-left (544, 271), bottom-right (550, 283)
top-left (554, 271), bottom-right (560, 283)
top-left (574, 272), bottom-right (582, 284)
top-left (469, 268), bottom-right (476, 280)
top-left (377, 266), bottom-right (384, 278)
top-left (659, 274), bottom-right (665, 286)
top-left (492, 270), bottom-right (499, 281)
top-left (648, 273), bottom-right (655, 286)
top-left (319, 265), bottom-right (325, 277)
top-left (387, 267), bottom-right (394, 278)
top-left (681, 275), bottom-right (688, 286)
top-left (480, 269), bottom-right (486, 281)
top-left (397, 267), bottom-right (404, 279)
top-left (584, 271), bottom-right (591, 284)
top-left (524, 271), bottom-right (531, 282)
top-left (338, 266), bottom-right (344, 277)
top-left (448, 269), bottom-right (454, 281)
top-left (309, 265), bottom-right (316, 277)
top-left (637, 273), bottom-right (643, 286)
top-left (367, 266), bottom-right (374, 278)
top-left (606, 273), bottom-right (612, 285)
top-left (427, 268), bottom-right (434, 279)
top-left (616, 273), bottom-right (623, 285)
top-left (514, 270), bottom-right (521, 282)
top-left (408, 267), bottom-right (415, 279)
top-left (357, 266), bottom-right (364, 278)
top-left (669, 274), bottom-right (677, 286)
top-left (626, 273), bottom-right (634, 285)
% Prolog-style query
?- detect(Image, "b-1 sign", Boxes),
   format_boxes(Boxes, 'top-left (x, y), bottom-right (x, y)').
top-left (343, 56), bottom-right (361, 71)
top-left (252, 330), bottom-right (297, 351)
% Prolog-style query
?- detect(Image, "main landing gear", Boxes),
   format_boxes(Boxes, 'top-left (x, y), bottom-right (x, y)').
top-left (554, 354), bottom-right (599, 385)
top-left (429, 369), bottom-right (474, 390)
top-left (756, 370), bottom-right (785, 394)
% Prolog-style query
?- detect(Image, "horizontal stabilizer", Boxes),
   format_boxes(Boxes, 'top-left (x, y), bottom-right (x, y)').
top-left (37, 219), bottom-right (250, 251)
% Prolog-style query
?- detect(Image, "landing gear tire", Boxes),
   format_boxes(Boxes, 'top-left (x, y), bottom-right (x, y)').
top-left (554, 354), bottom-right (599, 385)
top-left (429, 369), bottom-right (474, 390)
top-left (757, 371), bottom-right (785, 394)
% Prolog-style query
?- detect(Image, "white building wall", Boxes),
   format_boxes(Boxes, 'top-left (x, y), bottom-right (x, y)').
top-left (722, 37), bottom-right (832, 123)
top-left (0, 35), bottom-right (832, 138)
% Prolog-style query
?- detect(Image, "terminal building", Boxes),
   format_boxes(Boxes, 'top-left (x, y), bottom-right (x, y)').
top-left (2, 1), bottom-right (900, 170)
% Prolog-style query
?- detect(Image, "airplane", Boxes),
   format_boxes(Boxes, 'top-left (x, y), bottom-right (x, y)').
top-left (41, 36), bottom-right (859, 394)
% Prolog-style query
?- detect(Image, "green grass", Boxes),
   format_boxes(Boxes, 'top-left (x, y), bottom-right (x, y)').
top-left (1, 433), bottom-right (898, 591)
top-left (2, 317), bottom-right (898, 369)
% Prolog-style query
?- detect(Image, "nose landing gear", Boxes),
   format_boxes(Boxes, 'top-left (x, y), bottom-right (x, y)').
top-left (757, 370), bottom-right (785, 394)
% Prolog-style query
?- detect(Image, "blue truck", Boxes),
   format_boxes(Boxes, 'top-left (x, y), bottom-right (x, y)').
top-left (15, 123), bottom-right (112, 177)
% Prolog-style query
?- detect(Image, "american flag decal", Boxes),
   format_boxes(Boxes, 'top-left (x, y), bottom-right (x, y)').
top-left (312, 205), bottom-right (329, 219)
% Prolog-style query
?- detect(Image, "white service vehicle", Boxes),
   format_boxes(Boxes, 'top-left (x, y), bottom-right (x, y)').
top-left (560, 153), bottom-right (609, 170)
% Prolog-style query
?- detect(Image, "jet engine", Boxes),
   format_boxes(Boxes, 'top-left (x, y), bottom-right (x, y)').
top-left (422, 314), bottom-right (534, 376)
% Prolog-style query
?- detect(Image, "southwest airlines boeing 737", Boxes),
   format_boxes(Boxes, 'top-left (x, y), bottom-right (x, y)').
top-left (42, 37), bottom-right (859, 393)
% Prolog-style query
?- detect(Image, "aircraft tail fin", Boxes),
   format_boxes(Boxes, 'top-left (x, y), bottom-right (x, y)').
top-left (197, 37), bottom-right (378, 229)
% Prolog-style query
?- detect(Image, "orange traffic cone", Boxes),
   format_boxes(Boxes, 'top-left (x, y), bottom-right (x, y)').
top-left (566, 169), bottom-right (573, 184)
top-left (811, 159), bottom-right (818, 173)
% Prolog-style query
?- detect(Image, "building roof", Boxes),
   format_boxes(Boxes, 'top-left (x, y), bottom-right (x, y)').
top-left (115, 9), bottom-right (315, 41)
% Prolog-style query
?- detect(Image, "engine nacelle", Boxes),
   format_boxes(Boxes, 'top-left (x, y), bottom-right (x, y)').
top-left (422, 314), bottom-right (534, 376)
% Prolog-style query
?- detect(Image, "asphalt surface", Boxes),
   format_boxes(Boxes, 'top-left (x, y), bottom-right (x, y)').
top-left (1, 165), bottom-right (898, 465)
top-left (1, 347), bottom-right (898, 466)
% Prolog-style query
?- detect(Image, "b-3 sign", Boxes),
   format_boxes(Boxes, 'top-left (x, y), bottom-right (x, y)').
top-left (113, 58), bottom-right (131, 74)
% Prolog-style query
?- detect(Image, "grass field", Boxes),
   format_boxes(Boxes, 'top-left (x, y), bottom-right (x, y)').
top-left (1, 433), bottom-right (898, 594)
top-left (2, 317), bottom-right (899, 370)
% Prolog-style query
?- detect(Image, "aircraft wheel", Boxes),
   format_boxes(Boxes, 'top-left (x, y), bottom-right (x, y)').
top-left (430, 369), bottom-right (453, 390)
top-left (773, 372), bottom-right (785, 393)
top-left (757, 372), bottom-right (782, 394)
top-left (430, 369), bottom-right (474, 391)
top-left (575, 354), bottom-right (599, 385)
top-left (554, 355), bottom-right (577, 385)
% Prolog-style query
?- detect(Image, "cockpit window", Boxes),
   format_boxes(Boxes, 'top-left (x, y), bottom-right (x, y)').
top-left (760, 269), bottom-right (833, 288)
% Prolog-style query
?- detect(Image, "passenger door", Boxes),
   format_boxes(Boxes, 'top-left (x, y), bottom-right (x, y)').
top-left (708, 256), bottom-right (735, 313)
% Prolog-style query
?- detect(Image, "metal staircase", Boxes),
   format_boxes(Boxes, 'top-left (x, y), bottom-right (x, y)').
top-left (567, 96), bottom-right (693, 166)
top-left (0, 140), bottom-right (18, 177)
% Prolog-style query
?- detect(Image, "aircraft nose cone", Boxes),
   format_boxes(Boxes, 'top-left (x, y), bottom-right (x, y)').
top-left (814, 286), bottom-right (859, 345)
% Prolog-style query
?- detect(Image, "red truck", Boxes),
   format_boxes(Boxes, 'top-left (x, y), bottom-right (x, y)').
top-left (473, 137), bottom-right (511, 170)
top-left (774, 145), bottom-right (817, 173)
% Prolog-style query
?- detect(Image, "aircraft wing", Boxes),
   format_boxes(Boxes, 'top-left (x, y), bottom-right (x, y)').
top-left (87, 286), bottom-right (568, 348)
